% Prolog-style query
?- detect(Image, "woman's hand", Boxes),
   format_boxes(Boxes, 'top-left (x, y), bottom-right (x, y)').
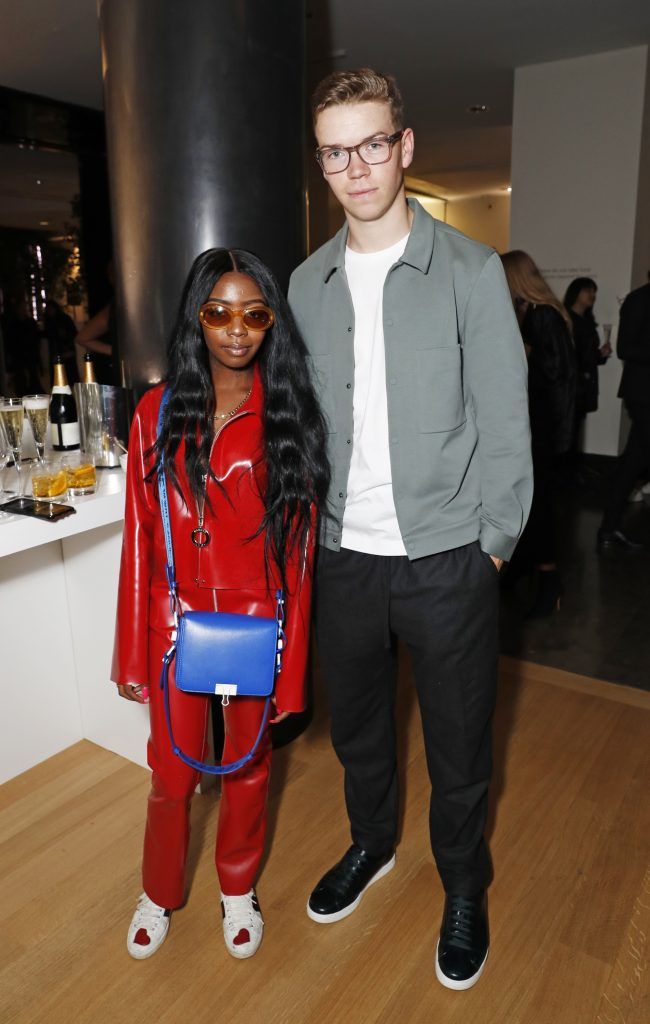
top-left (269, 696), bottom-right (291, 725)
top-left (117, 683), bottom-right (149, 704)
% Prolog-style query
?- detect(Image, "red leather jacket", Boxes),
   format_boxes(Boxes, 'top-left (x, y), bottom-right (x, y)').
top-left (111, 370), bottom-right (314, 712)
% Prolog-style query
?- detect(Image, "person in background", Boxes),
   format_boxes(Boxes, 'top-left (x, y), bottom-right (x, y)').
top-left (74, 302), bottom-right (116, 384)
top-left (563, 277), bottom-right (611, 453)
top-left (43, 299), bottom-right (78, 385)
top-left (74, 261), bottom-right (119, 384)
top-left (501, 250), bottom-right (576, 616)
top-left (597, 273), bottom-right (650, 551)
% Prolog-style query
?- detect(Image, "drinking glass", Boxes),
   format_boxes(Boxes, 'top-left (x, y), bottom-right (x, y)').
top-left (0, 398), bottom-right (25, 493)
top-left (0, 403), bottom-right (12, 493)
top-left (63, 450), bottom-right (97, 496)
top-left (23, 394), bottom-right (50, 463)
top-left (31, 457), bottom-right (68, 501)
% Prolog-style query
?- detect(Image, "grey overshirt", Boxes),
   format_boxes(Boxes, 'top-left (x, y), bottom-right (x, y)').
top-left (288, 199), bottom-right (533, 561)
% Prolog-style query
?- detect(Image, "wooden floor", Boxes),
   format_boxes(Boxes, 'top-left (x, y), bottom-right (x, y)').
top-left (2, 656), bottom-right (650, 1024)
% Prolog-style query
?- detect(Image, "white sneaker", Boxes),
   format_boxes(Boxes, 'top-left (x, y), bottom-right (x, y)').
top-left (127, 893), bottom-right (171, 959)
top-left (221, 889), bottom-right (264, 959)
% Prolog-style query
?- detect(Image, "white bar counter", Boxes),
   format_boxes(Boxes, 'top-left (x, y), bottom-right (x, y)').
top-left (0, 467), bottom-right (150, 784)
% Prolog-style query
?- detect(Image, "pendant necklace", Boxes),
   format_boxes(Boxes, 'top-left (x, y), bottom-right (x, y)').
top-left (213, 386), bottom-right (252, 420)
top-left (192, 386), bottom-right (252, 547)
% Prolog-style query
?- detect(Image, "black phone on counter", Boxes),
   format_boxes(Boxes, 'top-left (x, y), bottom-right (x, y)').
top-left (0, 496), bottom-right (76, 521)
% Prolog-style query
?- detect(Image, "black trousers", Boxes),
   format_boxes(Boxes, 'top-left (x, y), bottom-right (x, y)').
top-left (315, 541), bottom-right (500, 896)
top-left (602, 401), bottom-right (650, 532)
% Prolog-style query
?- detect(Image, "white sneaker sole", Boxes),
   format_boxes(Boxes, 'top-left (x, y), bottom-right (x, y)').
top-left (435, 939), bottom-right (489, 990)
top-left (127, 920), bottom-right (170, 960)
top-left (306, 853), bottom-right (396, 924)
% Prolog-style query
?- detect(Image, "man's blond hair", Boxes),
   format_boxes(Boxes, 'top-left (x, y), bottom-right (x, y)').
top-left (311, 68), bottom-right (404, 130)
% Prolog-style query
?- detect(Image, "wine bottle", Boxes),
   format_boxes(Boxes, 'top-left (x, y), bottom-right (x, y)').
top-left (82, 352), bottom-right (97, 384)
top-left (49, 356), bottom-right (80, 451)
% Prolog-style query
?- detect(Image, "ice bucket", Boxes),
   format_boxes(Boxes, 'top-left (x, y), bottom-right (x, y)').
top-left (74, 383), bottom-right (134, 468)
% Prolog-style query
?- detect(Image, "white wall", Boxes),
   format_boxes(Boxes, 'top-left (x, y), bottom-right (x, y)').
top-left (510, 45), bottom-right (650, 456)
top-left (632, 49), bottom-right (650, 290)
top-left (407, 193), bottom-right (447, 222)
top-left (446, 194), bottom-right (511, 253)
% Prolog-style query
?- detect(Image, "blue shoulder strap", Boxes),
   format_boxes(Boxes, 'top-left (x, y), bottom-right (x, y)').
top-left (156, 388), bottom-right (178, 618)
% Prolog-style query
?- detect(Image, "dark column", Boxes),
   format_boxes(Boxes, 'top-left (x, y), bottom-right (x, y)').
top-left (98, 0), bottom-right (305, 393)
top-left (77, 152), bottom-right (113, 316)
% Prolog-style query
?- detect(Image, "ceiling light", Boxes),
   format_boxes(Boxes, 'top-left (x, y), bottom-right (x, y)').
top-left (40, 220), bottom-right (49, 226)
top-left (502, 186), bottom-right (512, 193)
top-left (467, 104), bottom-right (490, 115)
top-left (36, 178), bottom-right (43, 185)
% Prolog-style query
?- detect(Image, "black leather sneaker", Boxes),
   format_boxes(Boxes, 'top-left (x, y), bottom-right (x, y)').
top-left (435, 891), bottom-right (489, 990)
top-left (307, 844), bottom-right (396, 924)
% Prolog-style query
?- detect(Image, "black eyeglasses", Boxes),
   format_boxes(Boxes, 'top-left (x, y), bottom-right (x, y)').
top-left (315, 130), bottom-right (405, 174)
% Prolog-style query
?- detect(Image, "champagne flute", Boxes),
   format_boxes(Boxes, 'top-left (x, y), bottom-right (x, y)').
top-left (0, 398), bottom-right (25, 494)
top-left (0, 401), bottom-right (12, 494)
top-left (23, 394), bottom-right (50, 463)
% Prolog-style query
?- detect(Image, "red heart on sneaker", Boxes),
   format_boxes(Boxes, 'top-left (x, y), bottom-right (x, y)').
top-left (134, 928), bottom-right (151, 946)
top-left (233, 928), bottom-right (250, 946)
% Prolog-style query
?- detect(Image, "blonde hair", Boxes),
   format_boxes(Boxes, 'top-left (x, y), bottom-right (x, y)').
top-left (311, 68), bottom-right (404, 130)
top-left (500, 250), bottom-right (572, 331)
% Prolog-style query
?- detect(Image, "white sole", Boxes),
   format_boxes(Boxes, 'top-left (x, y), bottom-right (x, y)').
top-left (306, 853), bottom-right (396, 924)
top-left (435, 939), bottom-right (489, 990)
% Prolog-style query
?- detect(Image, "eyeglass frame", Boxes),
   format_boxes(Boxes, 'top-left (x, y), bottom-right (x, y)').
top-left (315, 130), bottom-right (405, 174)
top-left (199, 302), bottom-right (275, 331)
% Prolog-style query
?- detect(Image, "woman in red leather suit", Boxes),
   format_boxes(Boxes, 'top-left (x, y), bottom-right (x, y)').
top-left (111, 248), bottom-right (329, 960)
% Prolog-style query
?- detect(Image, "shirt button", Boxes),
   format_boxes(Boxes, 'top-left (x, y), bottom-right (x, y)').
top-left (338, 492), bottom-right (344, 498)
top-left (346, 382), bottom-right (351, 389)
top-left (332, 537), bottom-right (339, 544)
top-left (347, 438), bottom-right (351, 444)
top-left (347, 326), bottom-right (352, 332)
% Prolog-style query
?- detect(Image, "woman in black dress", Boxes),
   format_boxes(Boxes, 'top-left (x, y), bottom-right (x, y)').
top-left (501, 250), bottom-right (577, 615)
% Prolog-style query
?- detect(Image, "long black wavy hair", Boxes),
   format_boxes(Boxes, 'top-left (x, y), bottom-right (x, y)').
top-left (147, 247), bottom-right (330, 591)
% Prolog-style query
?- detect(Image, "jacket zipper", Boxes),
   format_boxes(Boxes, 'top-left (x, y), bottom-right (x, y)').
top-left (195, 409), bottom-right (252, 583)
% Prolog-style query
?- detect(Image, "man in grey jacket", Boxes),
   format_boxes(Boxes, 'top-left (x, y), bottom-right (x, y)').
top-left (288, 68), bottom-right (532, 990)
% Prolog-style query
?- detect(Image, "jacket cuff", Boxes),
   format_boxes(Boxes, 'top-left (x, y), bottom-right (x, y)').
top-left (479, 522), bottom-right (520, 562)
top-left (273, 674), bottom-right (307, 714)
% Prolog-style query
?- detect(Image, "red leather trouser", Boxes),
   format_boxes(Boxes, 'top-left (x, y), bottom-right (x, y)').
top-left (143, 584), bottom-right (272, 907)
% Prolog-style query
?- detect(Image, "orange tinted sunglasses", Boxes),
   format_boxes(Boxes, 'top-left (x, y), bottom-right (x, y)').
top-left (199, 302), bottom-right (275, 331)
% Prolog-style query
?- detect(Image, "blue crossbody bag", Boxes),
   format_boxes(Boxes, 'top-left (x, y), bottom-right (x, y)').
top-left (156, 389), bottom-right (286, 775)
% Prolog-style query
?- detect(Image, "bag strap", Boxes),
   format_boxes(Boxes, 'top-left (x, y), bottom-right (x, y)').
top-left (156, 389), bottom-right (178, 622)
top-left (159, 647), bottom-right (272, 775)
top-left (154, 387), bottom-right (284, 776)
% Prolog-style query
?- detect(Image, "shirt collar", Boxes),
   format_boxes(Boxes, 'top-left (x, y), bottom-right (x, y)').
top-left (322, 197), bottom-right (435, 281)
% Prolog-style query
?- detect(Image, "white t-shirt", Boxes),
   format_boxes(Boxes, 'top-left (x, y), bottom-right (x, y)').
top-left (341, 233), bottom-right (410, 556)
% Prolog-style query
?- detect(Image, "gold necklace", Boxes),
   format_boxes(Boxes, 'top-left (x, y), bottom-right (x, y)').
top-left (213, 386), bottom-right (252, 421)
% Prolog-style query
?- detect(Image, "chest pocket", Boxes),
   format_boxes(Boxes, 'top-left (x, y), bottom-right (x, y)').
top-left (313, 353), bottom-right (338, 433)
top-left (416, 345), bottom-right (466, 433)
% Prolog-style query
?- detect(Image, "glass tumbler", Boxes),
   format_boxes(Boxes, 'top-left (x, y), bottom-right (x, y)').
top-left (63, 451), bottom-right (97, 496)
